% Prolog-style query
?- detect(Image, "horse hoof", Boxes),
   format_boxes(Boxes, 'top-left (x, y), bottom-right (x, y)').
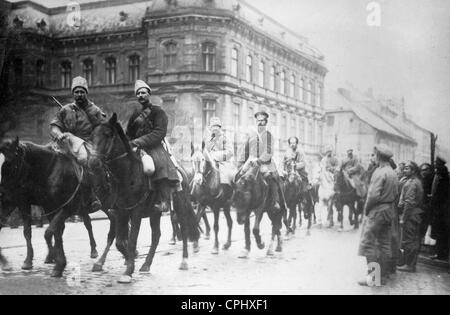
top-left (222, 243), bottom-right (231, 251)
top-left (338, 228), bottom-right (343, 233)
top-left (238, 250), bottom-right (250, 259)
top-left (193, 243), bottom-right (200, 253)
top-left (51, 270), bottom-right (63, 278)
top-left (276, 246), bottom-right (282, 252)
top-left (118, 275), bottom-right (133, 284)
top-left (211, 248), bottom-right (219, 255)
top-left (179, 261), bottom-right (189, 271)
top-left (2, 265), bottom-right (13, 272)
top-left (139, 265), bottom-right (150, 274)
top-left (90, 250), bottom-right (99, 259)
top-left (44, 259), bottom-right (55, 265)
top-left (169, 241), bottom-right (176, 246)
top-left (92, 263), bottom-right (103, 272)
top-left (257, 242), bottom-right (265, 250)
top-left (267, 250), bottom-right (274, 256)
top-left (306, 230), bottom-right (311, 237)
top-left (21, 262), bottom-right (33, 271)
top-left (204, 235), bottom-right (210, 241)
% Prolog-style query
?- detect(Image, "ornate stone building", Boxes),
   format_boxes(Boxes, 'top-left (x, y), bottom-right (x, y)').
top-left (2, 0), bottom-right (327, 168)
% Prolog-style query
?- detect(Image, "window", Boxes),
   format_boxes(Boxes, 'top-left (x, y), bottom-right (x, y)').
top-left (202, 42), bottom-right (216, 72)
top-left (14, 58), bottom-right (23, 86)
top-left (129, 54), bottom-right (140, 82)
top-left (317, 85), bottom-right (323, 107)
top-left (246, 55), bottom-right (253, 82)
top-left (231, 48), bottom-right (238, 77)
top-left (258, 59), bottom-right (265, 87)
top-left (202, 100), bottom-right (217, 130)
top-left (60, 60), bottom-right (71, 88)
top-left (164, 42), bottom-right (177, 69)
top-left (300, 78), bottom-right (305, 102)
top-left (280, 70), bottom-right (287, 95)
top-left (105, 57), bottom-right (116, 85)
top-left (82, 58), bottom-right (93, 86)
top-left (307, 81), bottom-right (313, 104)
top-left (270, 66), bottom-right (276, 91)
top-left (36, 59), bottom-right (44, 88)
top-left (248, 104), bottom-right (255, 124)
top-left (289, 74), bottom-right (295, 98)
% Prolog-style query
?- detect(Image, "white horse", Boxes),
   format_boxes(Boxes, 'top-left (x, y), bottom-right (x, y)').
top-left (317, 166), bottom-right (336, 228)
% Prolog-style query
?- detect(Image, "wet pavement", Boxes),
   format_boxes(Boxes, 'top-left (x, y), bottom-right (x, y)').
top-left (0, 212), bottom-right (449, 295)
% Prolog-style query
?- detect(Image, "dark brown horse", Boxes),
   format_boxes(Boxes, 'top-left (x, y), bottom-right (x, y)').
top-left (88, 114), bottom-right (199, 283)
top-left (333, 167), bottom-right (364, 231)
top-left (282, 166), bottom-right (302, 234)
top-left (0, 138), bottom-right (114, 277)
top-left (191, 149), bottom-right (233, 254)
top-left (232, 163), bottom-right (286, 258)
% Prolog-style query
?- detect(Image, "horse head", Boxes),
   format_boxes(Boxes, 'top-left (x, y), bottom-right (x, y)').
top-left (88, 113), bottom-right (132, 170)
top-left (232, 165), bottom-right (260, 225)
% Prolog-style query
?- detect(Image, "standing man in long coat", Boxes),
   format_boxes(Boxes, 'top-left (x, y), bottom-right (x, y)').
top-left (397, 161), bottom-right (424, 273)
top-left (358, 144), bottom-right (399, 286)
top-left (126, 80), bottom-right (179, 212)
top-left (430, 156), bottom-right (450, 261)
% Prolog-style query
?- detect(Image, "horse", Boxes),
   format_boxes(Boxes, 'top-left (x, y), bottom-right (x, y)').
top-left (191, 149), bottom-right (233, 254)
top-left (282, 165), bottom-right (301, 234)
top-left (333, 167), bottom-right (362, 231)
top-left (88, 113), bottom-right (199, 283)
top-left (317, 166), bottom-right (336, 228)
top-left (232, 163), bottom-right (286, 258)
top-left (0, 138), bottom-right (114, 277)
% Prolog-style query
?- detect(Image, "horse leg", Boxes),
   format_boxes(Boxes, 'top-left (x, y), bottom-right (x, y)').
top-left (120, 210), bottom-right (141, 282)
top-left (115, 212), bottom-right (129, 267)
top-left (140, 212), bottom-right (161, 273)
top-left (223, 205), bottom-right (233, 250)
top-left (0, 247), bottom-right (12, 271)
top-left (169, 211), bottom-right (177, 245)
top-left (92, 210), bottom-right (116, 272)
top-left (211, 207), bottom-right (220, 255)
top-left (238, 217), bottom-right (251, 259)
top-left (44, 226), bottom-right (55, 264)
top-left (50, 209), bottom-right (71, 278)
top-left (275, 213), bottom-right (283, 252)
top-left (21, 207), bottom-right (34, 270)
top-left (253, 210), bottom-right (265, 250)
top-left (327, 199), bottom-right (334, 228)
top-left (82, 213), bottom-right (98, 259)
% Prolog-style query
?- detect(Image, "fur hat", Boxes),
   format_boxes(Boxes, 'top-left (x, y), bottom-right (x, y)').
top-left (71, 76), bottom-right (88, 94)
top-left (134, 80), bottom-right (152, 95)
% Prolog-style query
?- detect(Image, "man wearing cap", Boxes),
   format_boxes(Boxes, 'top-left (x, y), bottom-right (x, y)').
top-left (321, 145), bottom-right (339, 174)
top-left (282, 137), bottom-right (309, 192)
top-left (430, 156), bottom-right (450, 261)
top-left (50, 76), bottom-right (107, 164)
top-left (239, 111), bottom-right (284, 212)
top-left (358, 144), bottom-right (399, 286)
top-left (126, 80), bottom-right (179, 213)
top-left (397, 161), bottom-right (424, 273)
top-left (50, 76), bottom-right (106, 211)
top-left (204, 117), bottom-right (236, 187)
top-left (341, 149), bottom-right (366, 197)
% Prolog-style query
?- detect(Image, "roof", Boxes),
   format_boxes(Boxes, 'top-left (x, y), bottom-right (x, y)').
top-left (327, 90), bottom-right (416, 144)
top-left (6, 0), bottom-right (325, 62)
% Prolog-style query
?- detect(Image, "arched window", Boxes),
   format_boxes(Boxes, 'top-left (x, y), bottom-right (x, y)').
top-left (258, 59), bottom-right (265, 87)
top-left (129, 54), bottom-right (140, 82)
top-left (105, 57), bottom-right (116, 85)
top-left (246, 55), bottom-right (253, 83)
top-left (289, 74), bottom-right (295, 98)
top-left (270, 66), bottom-right (276, 91)
top-left (60, 60), bottom-right (71, 88)
top-left (163, 42), bottom-right (177, 69)
top-left (317, 85), bottom-right (323, 107)
top-left (280, 70), bottom-right (286, 94)
top-left (231, 48), bottom-right (239, 77)
top-left (82, 58), bottom-right (93, 86)
top-left (202, 42), bottom-right (216, 72)
top-left (36, 59), bottom-right (44, 88)
top-left (307, 81), bottom-right (313, 105)
top-left (14, 58), bottom-right (23, 86)
top-left (299, 78), bottom-right (305, 102)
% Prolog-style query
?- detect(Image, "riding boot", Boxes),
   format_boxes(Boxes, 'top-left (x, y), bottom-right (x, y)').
top-left (155, 179), bottom-right (172, 213)
top-left (270, 178), bottom-right (281, 212)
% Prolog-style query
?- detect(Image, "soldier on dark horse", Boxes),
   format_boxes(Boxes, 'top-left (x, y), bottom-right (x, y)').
top-left (191, 117), bottom-right (236, 254)
top-left (232, 111), bottom-right (289, 258)
top-left (282, 137), bottom-right (314, 232)
top-left (0, 77), bottom-right (114, 277)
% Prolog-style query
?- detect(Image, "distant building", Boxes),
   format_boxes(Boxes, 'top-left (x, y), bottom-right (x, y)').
top-left (1, 0), bottom-right (327, 168)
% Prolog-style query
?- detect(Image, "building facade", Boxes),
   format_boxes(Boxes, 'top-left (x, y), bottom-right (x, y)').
top-left (1, 0), bottom-right (327, 169)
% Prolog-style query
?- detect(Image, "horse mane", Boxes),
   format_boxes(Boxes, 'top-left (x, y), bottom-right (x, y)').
top-left (111, 120), bottom-right (133, 156)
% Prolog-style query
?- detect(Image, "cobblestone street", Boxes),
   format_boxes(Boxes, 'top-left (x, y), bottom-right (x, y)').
top-left (0, 212), bottom-right (449, 295)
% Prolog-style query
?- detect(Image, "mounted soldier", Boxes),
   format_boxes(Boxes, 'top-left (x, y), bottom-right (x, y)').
top-left (50, 76), bottom-right (106, 210)
top-left (126, 80), bottom-right (179, 213)
top-left (238, 111), bottom-right (285, 212)
top-left (341, 149), bottom-right (367, 198)
top-left (282, 137), bottom-right (310, 193)
top-left (203, 117), bottom-right (236, 189)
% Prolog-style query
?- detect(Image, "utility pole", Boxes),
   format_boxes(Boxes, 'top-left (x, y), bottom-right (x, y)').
top-left (431, 132), bottom-right (438, 169)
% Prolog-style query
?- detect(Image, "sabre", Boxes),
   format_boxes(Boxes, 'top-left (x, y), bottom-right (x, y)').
top-left (50, 96), bottom-right (63, 109)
